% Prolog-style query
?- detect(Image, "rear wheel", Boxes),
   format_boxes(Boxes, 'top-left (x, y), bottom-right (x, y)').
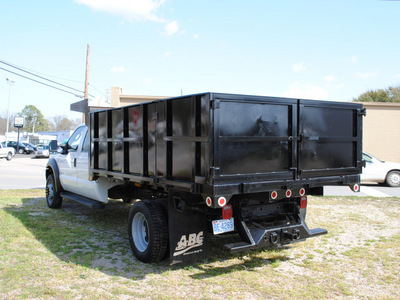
top-left (46, 174), bottom-right (63, 208)
top-left (386, 171), bottom-right (400, 187)
top-left (128, 200), bottom-right (168, 263)
top-left (18, 149), bottom-right (24, 154)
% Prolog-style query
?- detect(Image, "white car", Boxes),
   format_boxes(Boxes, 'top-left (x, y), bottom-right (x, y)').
top-left (0, 143), bottom-right (16, 161)
top-left (361, 152), bottom-right (400, 187)
top-left (35, 144), bottom-right (50, 158)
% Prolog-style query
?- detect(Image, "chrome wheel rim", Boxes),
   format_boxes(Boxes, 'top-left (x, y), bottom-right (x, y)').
top-left (388, 173), bottom-right (400, 186)
top-left (132, 212), bottom-right (149, 252)
top-left (46, 181), bottom-right (54, 205)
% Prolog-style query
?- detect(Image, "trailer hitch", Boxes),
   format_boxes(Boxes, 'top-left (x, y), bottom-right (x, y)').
top-left (225, 213), bottom-right (327, 252)
top-left (283, 229), bottom-right (301, 241)
top-left (270, 232), bottom-right (279, 245)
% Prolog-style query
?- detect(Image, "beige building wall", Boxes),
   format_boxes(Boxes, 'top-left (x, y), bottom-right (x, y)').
top-left (110, 87), bottom-right (168, 107)
top-left (361, 102), bottom-right (400, 163)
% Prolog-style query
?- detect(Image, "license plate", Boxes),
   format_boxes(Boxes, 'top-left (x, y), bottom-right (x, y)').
top-left (212, 218), bottom-right (234, 235)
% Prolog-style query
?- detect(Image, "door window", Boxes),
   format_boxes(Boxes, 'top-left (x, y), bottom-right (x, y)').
top-left (82, 131), bottom-right (89, 152)
top-left (68, 127), bottom-right (86, 152)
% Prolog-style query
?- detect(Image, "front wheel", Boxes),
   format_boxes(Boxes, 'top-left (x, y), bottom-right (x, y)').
top-left (386, 171), bottom-right (400, 187)
top-left (128, 200), bottom-right (168, 263)
top-left (46, 174), bottom-right (63, 208)
top-left (6, 152), bottom-right (12, 161)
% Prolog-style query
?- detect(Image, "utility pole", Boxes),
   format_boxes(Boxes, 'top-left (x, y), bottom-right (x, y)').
top-left (5, 78), bottom-right (15, 142)
top-left (83, 44), bottom-right (90, 123)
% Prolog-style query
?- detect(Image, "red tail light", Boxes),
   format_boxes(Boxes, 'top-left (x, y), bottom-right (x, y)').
top-left (222, 204), bottom-right (233, 219)
top-left (300, 196), bottom-right (307, 209)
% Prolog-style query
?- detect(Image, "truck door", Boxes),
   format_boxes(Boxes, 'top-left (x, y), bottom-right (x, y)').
top-left (57, 126), bottom-right (87, 193)
top-left (75, 129), bottom-right (90, 187)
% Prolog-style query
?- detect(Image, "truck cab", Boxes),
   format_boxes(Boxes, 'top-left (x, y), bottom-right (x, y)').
top-left (46, 124), bottom-right (122, 208)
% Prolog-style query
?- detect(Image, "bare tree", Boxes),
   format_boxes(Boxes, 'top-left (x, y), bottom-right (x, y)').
top-left (48, 115), bottom-right (80, 131)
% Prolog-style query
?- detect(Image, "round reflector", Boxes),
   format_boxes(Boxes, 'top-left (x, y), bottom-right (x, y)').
top-left (349, 184), bottom-right (360, 193)
top-left (271, 191), bottom-right (278, 200)
top-left (206, 197), bottom-right (212, 207)
top-left (218, 197), bottom-right (227, 207)
top-left (299, 188), bottom-right (306, 196)
top-left (286, 189), bottom-right (292, 198)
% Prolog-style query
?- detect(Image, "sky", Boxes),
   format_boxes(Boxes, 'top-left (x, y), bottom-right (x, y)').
top-left (1, 0), bottom-right (400, 120)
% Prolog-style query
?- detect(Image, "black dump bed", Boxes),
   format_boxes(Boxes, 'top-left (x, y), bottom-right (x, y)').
top-left (89, 92), bottom-right (364, 201)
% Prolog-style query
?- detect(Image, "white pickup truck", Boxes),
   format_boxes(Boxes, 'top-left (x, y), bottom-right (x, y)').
top-left (0, 143), bottom-right (16, 161)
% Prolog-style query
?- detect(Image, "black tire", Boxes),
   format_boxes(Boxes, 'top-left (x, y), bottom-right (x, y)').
top-left (46, 174), bottom-right (63, 208)
top-left (18, 149), bottom-right (24, 154)
top-left (386, 171), bottom-right (400, 187)
top-left (6, 152), bottom-right (12, 161)
top-left (128, 200), bottom-right (168, 263)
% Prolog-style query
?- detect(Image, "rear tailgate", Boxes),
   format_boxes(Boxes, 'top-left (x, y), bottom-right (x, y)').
top-left (212, 94), bottom-right (363, 183)
top-left (298, 99), bottom-right (364, 178)
top-left (214, 95), bottom-right (297, 182)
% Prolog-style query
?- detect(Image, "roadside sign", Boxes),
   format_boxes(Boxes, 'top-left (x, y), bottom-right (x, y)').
top-left (14, 117), bottom-right (24, 128)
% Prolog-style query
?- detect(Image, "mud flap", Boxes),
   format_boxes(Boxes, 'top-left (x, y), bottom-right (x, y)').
top-left (168, 194), bottom-right (208, 265)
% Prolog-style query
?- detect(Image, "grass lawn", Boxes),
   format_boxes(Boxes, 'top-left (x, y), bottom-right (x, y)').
top-left (1, 189), bottom-right (399, 299)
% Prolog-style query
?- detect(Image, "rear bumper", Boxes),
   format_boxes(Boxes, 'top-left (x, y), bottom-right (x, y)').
top-left (225, 219), bottom-right (327, 252)
top-left (211, 174), bottom-right (360, 197)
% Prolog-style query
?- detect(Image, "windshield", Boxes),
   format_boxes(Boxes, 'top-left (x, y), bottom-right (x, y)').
top-left (363, 152), bottom-right (383, 163)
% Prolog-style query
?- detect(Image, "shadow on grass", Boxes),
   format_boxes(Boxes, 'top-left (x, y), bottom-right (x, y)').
top-left (3, 196), bottom-right (290, 280)
top-left (187, 251), bottom-right (289, 279)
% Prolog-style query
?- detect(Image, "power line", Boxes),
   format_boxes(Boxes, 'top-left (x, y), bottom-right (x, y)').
top-left (0, 66), bottom-right (87, 98)
top-left (0, 60), bottom-right (96, 98)
top-left (13, 64), bottom-right (84, 84)
top-left (0, 60), bottom-right (85, 94)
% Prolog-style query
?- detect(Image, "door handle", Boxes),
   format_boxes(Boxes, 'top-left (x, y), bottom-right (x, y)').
top-left (288, 135), bottom-right (304, 142)
top-left (74, 158), bottom-right (77, 168)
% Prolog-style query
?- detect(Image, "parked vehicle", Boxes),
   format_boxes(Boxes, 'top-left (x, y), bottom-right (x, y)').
top-left (35, 144), bottom-right (50, 158)
top-left (45, 92), bottom-right (365, 264)
top-left (2, 141), bottom-right (34, 154)
top-left (25, 142), bottom-right (38, 152)
top-left (361, 152), bottom-right (400, 187)
top-left (0, 143), bottom-right (16, 161)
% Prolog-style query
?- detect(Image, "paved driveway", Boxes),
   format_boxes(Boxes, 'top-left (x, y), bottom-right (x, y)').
top-left (324, 184), bottom-right (400, 198)
top-left (0, 154), bottom-right (47, 189)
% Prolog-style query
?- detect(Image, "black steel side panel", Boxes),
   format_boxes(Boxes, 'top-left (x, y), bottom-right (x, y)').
top-left (90, 93), bottom-right (210, 188)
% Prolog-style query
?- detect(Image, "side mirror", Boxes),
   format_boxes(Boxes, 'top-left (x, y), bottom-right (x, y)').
top-left (59, 144), bottom-right (69, 154)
